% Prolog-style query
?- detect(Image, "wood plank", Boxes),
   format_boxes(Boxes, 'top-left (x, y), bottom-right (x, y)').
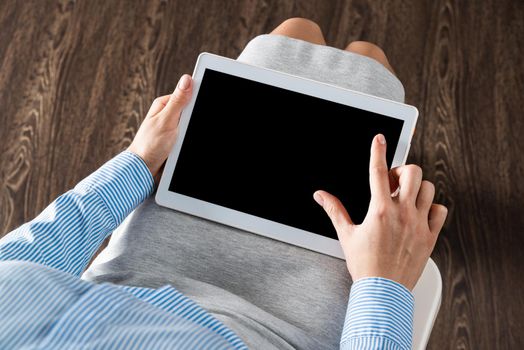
top-left (0, 0), bottom-right (522, 348)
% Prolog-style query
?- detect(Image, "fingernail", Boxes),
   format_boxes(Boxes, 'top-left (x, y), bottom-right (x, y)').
top-left (313, 191), bottom-right (324, 206)
top-left (177, 75), bottom-right (191, 91)
top-left (377, 134), bottom-right (386, 145)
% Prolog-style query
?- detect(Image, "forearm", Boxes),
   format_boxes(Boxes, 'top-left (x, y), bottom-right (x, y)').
top-left (340, 277), bottom-right (414, 350)
top-left (0, 151), bottom-right (154, 276)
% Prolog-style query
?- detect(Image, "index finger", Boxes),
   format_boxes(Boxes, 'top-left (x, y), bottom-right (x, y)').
top-left (369, 134), bottom-right (391, 201)
top-left (146, 95), bottom-right (171, 118)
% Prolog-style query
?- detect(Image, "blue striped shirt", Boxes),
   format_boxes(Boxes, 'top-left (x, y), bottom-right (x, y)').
top-left (0, 151), bottom-right (414, 349)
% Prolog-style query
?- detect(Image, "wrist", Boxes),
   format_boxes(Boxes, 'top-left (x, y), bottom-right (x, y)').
top-left (344, 277), bottom-right (414, 349)
top-left (348, 261), bottom-right (420, 291)
top-left (126, 147), bottom-right (159, 179)
top-left (76, 151), bottom-right (155, 223)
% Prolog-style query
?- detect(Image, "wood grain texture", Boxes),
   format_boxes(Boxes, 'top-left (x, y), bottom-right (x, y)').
top-left (0, 1), bottom-right (522, 348)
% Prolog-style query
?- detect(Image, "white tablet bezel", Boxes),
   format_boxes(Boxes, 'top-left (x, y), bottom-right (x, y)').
top-left (156, 52), bottom-right (418, 259)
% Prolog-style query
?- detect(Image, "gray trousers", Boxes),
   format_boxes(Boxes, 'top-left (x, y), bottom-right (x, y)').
top-left (83, 34), bottom-right (405, 350)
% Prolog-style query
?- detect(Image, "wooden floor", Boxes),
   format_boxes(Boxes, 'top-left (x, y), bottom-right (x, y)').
top-left (0, 0), bottom-right (523, 348)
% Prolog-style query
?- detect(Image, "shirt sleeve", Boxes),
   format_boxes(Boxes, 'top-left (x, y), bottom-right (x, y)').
top-left (0, 151), bottom-right (154, 277)
top-left (340, 277), bottom-right (414, 350)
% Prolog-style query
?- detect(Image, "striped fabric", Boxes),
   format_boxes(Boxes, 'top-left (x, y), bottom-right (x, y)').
top-left (341, 278), bottom-right (414, 349)
top-left (0, 151), bottom-right (414, 349)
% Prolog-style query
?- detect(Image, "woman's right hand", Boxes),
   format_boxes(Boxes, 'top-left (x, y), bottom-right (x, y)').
top-left (313, 134), bottom-right (447, 290)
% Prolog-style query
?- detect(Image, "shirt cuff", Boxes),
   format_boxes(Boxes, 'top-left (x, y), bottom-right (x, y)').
top-left (75, 151), bottom-right (155, 226)
top-left (341, 277), bottom-right (414, 350)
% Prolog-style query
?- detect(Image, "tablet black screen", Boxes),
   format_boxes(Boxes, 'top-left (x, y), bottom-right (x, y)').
top-left (169, 69), bottom-right (403, 240)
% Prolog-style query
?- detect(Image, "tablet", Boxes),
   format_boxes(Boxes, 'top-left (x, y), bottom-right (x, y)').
top-left (156, 53), bottom-right (418, 259)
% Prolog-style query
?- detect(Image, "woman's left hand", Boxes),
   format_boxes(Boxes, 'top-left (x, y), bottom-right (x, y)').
top-left (128, 74), bottom-right (193, 182)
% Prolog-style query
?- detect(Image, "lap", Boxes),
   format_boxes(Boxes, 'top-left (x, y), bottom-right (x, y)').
top-left (237, 34), bottom-right (405, 103)
top-left (83, 36), bottom-right (406, 349)
top-left (84, 197), bottom-right (350, 349)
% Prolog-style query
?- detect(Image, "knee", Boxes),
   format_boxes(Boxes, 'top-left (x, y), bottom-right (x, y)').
top-left (271, 17), bottom-right (325, 45)
top-left (345, 41), bottom-right (388, 63)
top-left (345, 41), bottom-right (394, 73)
top-left (279, 17), bottom-right (322, 34)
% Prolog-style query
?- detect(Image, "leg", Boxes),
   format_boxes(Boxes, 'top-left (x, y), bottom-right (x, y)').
top-left (345, 41), bottom-right (396, 75)
top-left (238, 35), bottom-right (404, 102)
top-left (83, 197), bottom-right (349, 349)
top-left (270, 20), bottom-right (393, 74)
top-left (270, 17), bottom-right (326, 45)
top-left (85, 32), bottom-right (405, 350)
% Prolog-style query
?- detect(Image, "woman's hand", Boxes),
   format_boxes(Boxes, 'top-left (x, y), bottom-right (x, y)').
top-left (313, 134), bottom-right (448, 290)
top-left (128, 74), bottom-right (193, 182)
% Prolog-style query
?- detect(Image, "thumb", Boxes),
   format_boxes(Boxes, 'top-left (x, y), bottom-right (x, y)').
top-left (162, 74), bottom-right (193, 123)
top-left (313, 190), bottom-right (354, 234)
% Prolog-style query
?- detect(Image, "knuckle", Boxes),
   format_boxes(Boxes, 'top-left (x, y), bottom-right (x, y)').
top-left (436, 204), bottom-right (448, 216)
top-left (399, 212), bottom-right (415, 229)
top-left (406, 163), bottom-right (421, 172)
top-left (373, 203), bottom-right (389, 219)
top-left (396, 164), bottom-right (408, 172)
top-left (370, 165), bottom-right (388, 177)
top-left (325, 202), bottom-right (338, 218)
top-left (170, 94), bottom-right (182, 104)
top-left (402, 200), bottom-right (418, 214)
top-left (423, 180), bottom-right (435, 193)
top-left (406, 164), bottom-right (423, 178)
top-left (171, 92), bottom-right (189, 105)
